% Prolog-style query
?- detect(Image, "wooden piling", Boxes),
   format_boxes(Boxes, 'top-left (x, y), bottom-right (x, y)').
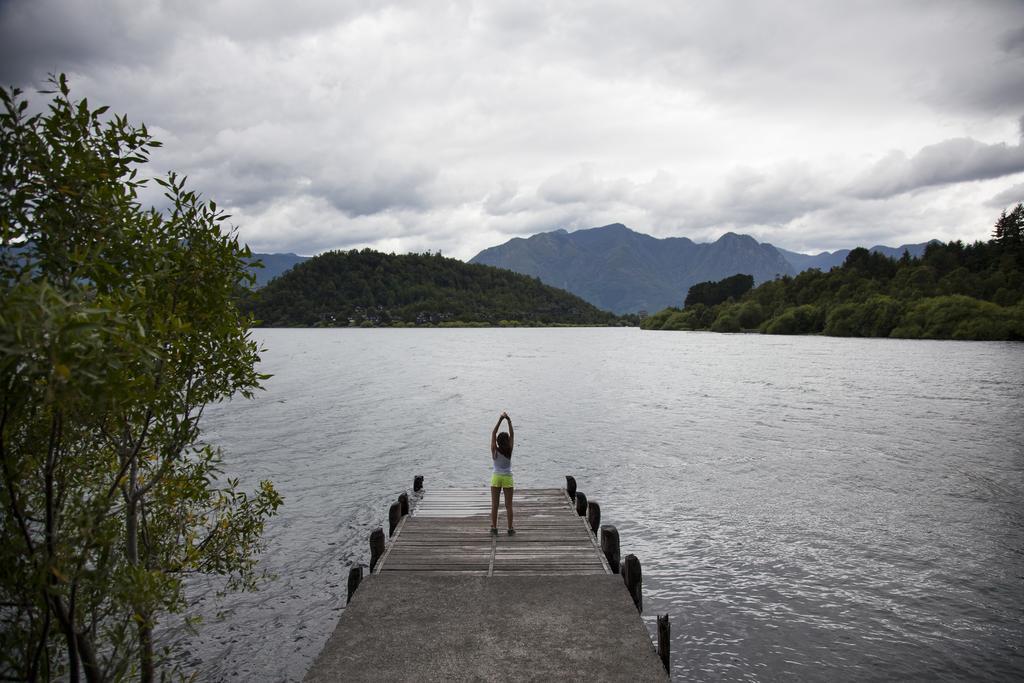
top-left (657, 614), bottom-right (670, 673)
top-left (398, 492), bottom-right (409, 516)
top-left (586, 501), bottom-right (601, 535)
top-left (575, 492), bottom-right (588, 516)
top-left (565, 475), bottom-right (577, 501)
top-left (388, 501), bottom-right (402, 536)
top-left (413, 475), bottom-right (424, 492)
top-left (347, 566), bottom-right (363, 604)
top-left (622, 554), bottom-right (642, 612)
top-left (600, 525), bottom-right (621, 574)
top-left (369, 527), bottom-right (385, 572)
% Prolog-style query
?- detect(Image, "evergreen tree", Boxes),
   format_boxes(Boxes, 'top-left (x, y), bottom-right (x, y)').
top-left (993, 203), bottom-right (1023, 249)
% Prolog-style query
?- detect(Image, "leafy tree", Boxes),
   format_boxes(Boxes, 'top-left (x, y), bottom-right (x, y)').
top-left (710, 307), bottom-right (741, 333)
top-left (824, 295), bottom-right (904, 337)
top-left (638, 307), bottom-right (677, 330)
top-left (843, 247), bottom-right (898, 280)
top-left (640, 303), bottom-right (719, 330)
top-left (762, 304), bottom-right (824, 335)
top-left (736, 300), bottom-right (766, 329)
top-left (1, 78), bottom-right (281, 681)
top-left (890, 265), bottom-right (937, 300)
top-left (684, 273), bottom-right (754, 307)
top-left (891, 295), bottom-right (1023, 340)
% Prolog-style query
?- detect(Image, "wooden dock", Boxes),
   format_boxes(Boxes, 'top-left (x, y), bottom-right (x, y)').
top-left (378, 488), bottom-right (608, 575)
top-left (305, 485), bottom-right (668, 681)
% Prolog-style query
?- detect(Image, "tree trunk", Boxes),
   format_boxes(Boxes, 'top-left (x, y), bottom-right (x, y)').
top-left (139, 615), bottom-right (154, 683)
top-left (48, 594), bottom-right (101, 683)
top-left (126, 463), bottom-right (155, 683)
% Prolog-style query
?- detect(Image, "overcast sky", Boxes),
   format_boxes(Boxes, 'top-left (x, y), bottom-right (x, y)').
top-left (3, 0), bottom-right (1024, 259)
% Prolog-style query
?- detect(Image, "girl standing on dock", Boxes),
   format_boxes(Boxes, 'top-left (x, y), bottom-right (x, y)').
top-left (490, 412), bottom-right (515, 536)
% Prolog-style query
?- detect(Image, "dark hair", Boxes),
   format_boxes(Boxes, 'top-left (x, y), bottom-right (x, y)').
top-left (496, 432), bottom-right (511, 456)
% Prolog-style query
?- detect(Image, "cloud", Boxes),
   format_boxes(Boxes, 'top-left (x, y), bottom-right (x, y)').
top-left (537, 164), bottom-right (633, 206)
top-left (848, 131), bottom-right (1024, 199)
top-left (0, 0), bottom-right (391, 82)
top-left (1003, 25), bottom-right (1024, 55)
top-left (527, 160), bottom-right (835, 235)
top-left (3, 0), bottom-right (1024, 261)
top-left (988, 182), bottom-right (1024, 208)
top-left (0, 0), bottom-right (172, 81)
top-left (709, 163), bottom-right (833, 227)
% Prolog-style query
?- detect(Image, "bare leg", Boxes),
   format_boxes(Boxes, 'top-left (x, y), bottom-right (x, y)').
top-left (503, 487), bottom-right (514, 530)
top-left (490, 487), bottom-right (500, 529)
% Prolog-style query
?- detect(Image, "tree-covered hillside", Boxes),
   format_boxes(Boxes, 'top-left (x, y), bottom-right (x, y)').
top-left (240, 249), bottom-right (626, 326)
top-left (641, 206), bottom-right (1024, 341)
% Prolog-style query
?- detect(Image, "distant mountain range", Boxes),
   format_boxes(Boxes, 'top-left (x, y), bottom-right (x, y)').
top-left (245, 253), bottom-right (310, 287)
top-left (246, 227), bottom-right (933, 314)
top-left (771, 243), bottom-right (931, 273)
top-left (470, 224), bottom-right (932, 313)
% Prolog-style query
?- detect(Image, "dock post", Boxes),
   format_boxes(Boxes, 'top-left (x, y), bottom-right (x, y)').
top-left (565, 475), bottom-right (577, 501)
top-left (388, 502), bottom-right (402, 536)
top-left (413, 475), bottom-right (424, 492)
top-left (346, 566), bottom-right (363, 603)
top-left (600, 525), bottom-right (621, 573)
top-left (575, 492), bottom-right (588, 516)
top-left (657, 614), bottom-right (670, 673)
top-left (398, 492), bottom-right (409, 516)
top-left (586, 501), bottom-right (601, 534)
top-left (622, 554), bottom-right (642, 612)
top-left (369, 527), bottom-right (385, 572)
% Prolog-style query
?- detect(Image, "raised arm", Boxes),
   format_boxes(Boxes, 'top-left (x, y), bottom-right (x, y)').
top-left (504, 413), bottom-right (514, 453)
top-left (491, 415), bottom-right (502, 458)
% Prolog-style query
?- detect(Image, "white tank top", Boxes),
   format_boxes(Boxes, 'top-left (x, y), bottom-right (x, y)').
top-left (493, 451), bottom-right (512, 475)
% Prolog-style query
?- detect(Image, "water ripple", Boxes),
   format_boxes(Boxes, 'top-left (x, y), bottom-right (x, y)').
top-left (169, 329), bottom-right (1024, 681)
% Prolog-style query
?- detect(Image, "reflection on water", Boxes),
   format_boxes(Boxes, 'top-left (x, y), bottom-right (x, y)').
top-left (174, 329), bottom-right (1024, 681)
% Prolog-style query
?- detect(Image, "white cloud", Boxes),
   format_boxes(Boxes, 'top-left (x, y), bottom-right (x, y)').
top-left (988, 182), bottom-right (1024, 209)
top-left (848, 131), bottom-right (1024, 199)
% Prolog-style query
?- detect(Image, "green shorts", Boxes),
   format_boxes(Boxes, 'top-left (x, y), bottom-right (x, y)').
top-left (490, 473), bottom-right (514, 489)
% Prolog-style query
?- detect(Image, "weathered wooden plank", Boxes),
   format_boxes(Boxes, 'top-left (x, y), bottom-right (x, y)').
top-left (377, 488), bottom-right (611, 576)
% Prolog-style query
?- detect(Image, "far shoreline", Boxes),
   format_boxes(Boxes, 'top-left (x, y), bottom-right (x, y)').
top-left (246, 325), bottom-right (1022, 342)
top-left (248, 323), bottom-right (636, 330)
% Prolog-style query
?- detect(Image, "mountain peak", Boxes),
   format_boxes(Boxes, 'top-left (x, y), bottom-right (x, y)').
top-left (574, 222), bottom-right (632, 235)
top-left (467, 226), bottom-right (937, 314)
top-left (469, 225), bottom-right (796, 313)
top-left (716, 232), bottom-right (755, 243)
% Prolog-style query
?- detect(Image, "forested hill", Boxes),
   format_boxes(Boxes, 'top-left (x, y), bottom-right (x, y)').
top-left (239, 249), bottom-right (625, 327)
top-left (641, 206), bottom-right (1024, 341)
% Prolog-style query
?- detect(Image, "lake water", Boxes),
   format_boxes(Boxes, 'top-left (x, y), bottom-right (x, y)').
top-left (175, 328), bottom-right (1024, 681)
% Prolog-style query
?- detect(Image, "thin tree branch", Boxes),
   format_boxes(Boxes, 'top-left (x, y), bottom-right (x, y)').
top-left (0, 409), bottom-right (37, 554)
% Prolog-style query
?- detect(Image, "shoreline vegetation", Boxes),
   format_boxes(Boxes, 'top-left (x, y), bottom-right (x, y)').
top-left (256, 321), bottom-right (621, 328)
top-left (641, 206), bottom-right (1024, 341)
top-left (240, 249), bottom-right (639, 327)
